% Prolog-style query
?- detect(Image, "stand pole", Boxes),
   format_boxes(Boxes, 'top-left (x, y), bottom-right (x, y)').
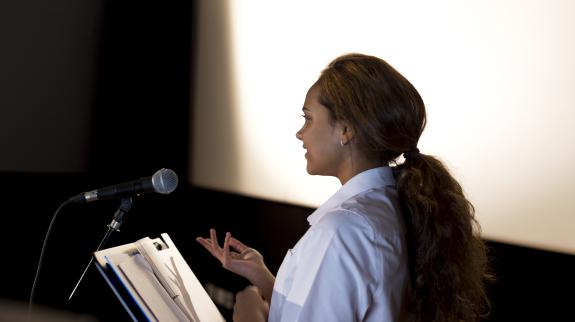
top-left (68, 198), bottom-right (133, 301)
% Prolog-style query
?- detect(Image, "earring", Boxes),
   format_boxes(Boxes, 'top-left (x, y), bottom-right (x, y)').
top-left (340, 139), bottom-right (346, 147)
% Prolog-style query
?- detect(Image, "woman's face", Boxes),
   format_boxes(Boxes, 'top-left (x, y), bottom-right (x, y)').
top-left (295, 84), bottom-right (344, 176)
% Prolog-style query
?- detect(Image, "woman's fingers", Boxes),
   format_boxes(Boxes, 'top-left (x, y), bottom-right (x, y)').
top-left (209, 229), bottom-right (219, 252)
top-left (242, 285), bottom-right (260, 296)
top-left (222, 232), bottom-right (232, 267)
top-left (196, 229), bottom-right (228, 263)
top-left (195, 237), bottom-right (213, 252)
top-left (196, 237), bottom-right (222, 260)
top-left (195, 237), bottom-right (209, 248)
top-left (196, 229), bottom-right (252, 272)
top-left (229, 237), bottom-right (249, 253)
top-left (233, 286), bottom-right (268, 322)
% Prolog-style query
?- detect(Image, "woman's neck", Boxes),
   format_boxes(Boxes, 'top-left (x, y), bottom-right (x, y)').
top-left (337, 155), bottom-right (382, 185)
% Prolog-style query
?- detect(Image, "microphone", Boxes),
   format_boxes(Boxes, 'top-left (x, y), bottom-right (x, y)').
top-left (69, 168), bottom-right (178, 203)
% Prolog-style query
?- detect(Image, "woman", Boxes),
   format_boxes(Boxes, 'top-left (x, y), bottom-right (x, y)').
top-left (197, 53), bottom-right (491, 321)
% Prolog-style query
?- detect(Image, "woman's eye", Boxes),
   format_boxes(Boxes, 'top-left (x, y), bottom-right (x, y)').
top-left (301, 114), bottom-right (311, 121)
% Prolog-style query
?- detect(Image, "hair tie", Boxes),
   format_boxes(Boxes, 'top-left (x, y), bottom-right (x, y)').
top-left (404, 148), bottom-right (420, 160)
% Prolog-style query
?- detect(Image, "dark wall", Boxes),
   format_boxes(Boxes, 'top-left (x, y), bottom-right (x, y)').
top-left (87, 1), bottom-right (192, 178)
top-left (0, 0), bottom-right (195, 321)
top-left (0, 0), bottom-right (99, 173)
top-left (0, 1), bottom-right (574, 322)
top-left (486, 240), bottom-right (575, 321)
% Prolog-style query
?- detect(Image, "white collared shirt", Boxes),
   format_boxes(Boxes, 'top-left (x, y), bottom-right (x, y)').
top-left (269, 167), bottom-right (412, 322)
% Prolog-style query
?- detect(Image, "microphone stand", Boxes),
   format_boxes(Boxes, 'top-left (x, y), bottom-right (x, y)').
top-left (68, 198), bottom-right (133, 301)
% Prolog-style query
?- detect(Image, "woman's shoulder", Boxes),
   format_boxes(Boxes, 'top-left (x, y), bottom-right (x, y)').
top-left (315, 186), bottom-right (405, 241)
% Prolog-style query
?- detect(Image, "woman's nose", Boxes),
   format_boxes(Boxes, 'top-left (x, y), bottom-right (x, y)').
top-left (295, 128), bottom-right (303, 141)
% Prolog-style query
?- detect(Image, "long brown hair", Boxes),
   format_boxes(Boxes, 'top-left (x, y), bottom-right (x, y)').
top-left (317, 53), bottom-right (492, 321)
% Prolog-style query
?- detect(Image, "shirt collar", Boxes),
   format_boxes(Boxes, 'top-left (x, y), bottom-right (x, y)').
top-left (307, 167), bottom-right (396, 226)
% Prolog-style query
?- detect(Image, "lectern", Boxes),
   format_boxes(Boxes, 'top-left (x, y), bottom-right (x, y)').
top-left (94, 233), bottom-right (225, 322)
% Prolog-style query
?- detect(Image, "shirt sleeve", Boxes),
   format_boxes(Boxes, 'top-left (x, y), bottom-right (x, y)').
top-left (274, 210), bottom-right (397, 322)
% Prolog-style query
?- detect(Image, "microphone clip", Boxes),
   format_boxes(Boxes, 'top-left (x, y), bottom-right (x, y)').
top-left (107, 198), bottom-right (133, 232)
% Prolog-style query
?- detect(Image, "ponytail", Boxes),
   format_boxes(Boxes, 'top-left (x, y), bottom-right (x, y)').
top-left (394, 153), bottom-right (492, 321)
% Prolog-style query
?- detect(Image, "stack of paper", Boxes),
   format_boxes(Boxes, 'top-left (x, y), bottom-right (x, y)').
top-left (94, 233), bottom-right (225, 322)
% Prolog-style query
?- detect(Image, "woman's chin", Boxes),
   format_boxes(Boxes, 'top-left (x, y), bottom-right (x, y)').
top-left (306, 164), bottom-right (319, 175)
top-left (306, 164), bottom-right (314, 175)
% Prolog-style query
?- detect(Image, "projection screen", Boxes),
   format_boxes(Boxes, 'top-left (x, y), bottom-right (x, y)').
top-left (190, 0), bottom-right (575, 255)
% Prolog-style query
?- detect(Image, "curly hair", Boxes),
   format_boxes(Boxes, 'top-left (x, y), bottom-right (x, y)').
top-left (317, 53), bottom-right (492, 321)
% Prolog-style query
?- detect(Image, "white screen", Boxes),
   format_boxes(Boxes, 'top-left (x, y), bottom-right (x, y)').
top-left (190, 0), bottom-right (575, 255)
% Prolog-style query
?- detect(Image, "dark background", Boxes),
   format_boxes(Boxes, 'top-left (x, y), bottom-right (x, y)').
top-left (0, 1), bottom-right (574, 321)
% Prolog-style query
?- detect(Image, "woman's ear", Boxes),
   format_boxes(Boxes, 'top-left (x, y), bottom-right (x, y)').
top-left (339, 122), bottom-right (354, 146)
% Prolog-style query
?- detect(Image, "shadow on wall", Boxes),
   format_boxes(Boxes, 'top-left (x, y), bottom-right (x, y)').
top-left (189, 0), bottom-right (241, 191)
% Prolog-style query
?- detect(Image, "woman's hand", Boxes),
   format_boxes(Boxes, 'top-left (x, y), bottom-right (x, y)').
top-left (196, 229), bottom-right (265, 280)
top-left (196, 229), bottom-right (275, 301)
top-left (233, 286), bottom-right (269, 322)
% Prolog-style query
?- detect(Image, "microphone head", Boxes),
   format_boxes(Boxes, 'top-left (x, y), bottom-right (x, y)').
top-left (151, 168), bottom-right (179, 194)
